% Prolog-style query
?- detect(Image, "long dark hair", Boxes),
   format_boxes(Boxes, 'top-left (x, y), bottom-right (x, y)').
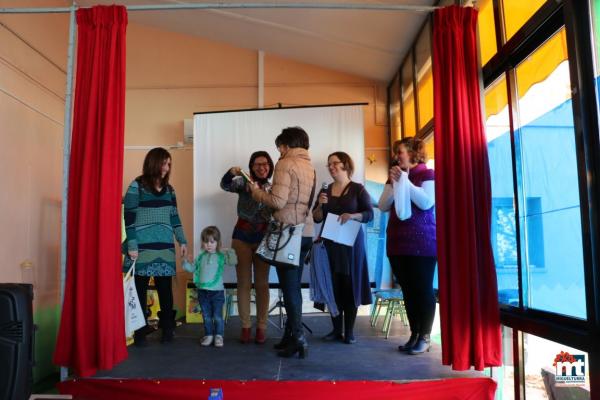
top-left (248, 151), bottom-right (274, 184)
top-left (140, 147), bottom-right (171, 190)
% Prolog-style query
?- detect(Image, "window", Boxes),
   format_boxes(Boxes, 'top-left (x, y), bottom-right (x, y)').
top-left (485, 27), bottom-right (585, 318)
top-left (401, 54), bottom-right (416, 137)
top-left (491, 197), bottom-right (544, 269)
top-left (590, 0), bottom-right (600, 117)
top-left (485, 76), bottom-right (519, 306)
top-left (416, 23), bottom-right (433, 128)
top-left (388, 73), bottom-right (402, 143)
top-left (423, 133), bottom-right (434, 170)
top-left (478, 1), bottom-right (598, 397)
top-left (478, 0), bottom-right (498, 66)
top-left (513, 28), bottom-right (585, 319)
top-left (502, 0), bottom-right (548, 41)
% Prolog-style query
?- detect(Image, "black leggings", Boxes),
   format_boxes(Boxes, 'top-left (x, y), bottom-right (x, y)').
top-left (389, 255), bottom-right (436, 336)
top-left (134, 275), bottom-right (174, 318)
top-left (332, 273), bottom-right (358, 333)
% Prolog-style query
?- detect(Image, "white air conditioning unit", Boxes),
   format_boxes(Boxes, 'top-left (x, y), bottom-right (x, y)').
top-left (183, 118), bottom-right (193, 144)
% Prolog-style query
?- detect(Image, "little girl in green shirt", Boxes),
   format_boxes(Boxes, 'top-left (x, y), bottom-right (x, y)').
top-left (184, 226), bottom-right (237, 347)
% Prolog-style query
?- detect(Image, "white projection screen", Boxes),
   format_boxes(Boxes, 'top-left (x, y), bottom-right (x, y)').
top-left (193, 105), bottom-right (365, 284)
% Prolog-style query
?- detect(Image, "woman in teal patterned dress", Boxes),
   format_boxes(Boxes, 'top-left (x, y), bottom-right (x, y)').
top-left (123, 147), bottom-right (188, 346)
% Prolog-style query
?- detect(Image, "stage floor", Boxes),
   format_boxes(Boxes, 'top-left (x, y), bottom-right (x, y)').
top-left (95, 314), bottom-right (484, 381)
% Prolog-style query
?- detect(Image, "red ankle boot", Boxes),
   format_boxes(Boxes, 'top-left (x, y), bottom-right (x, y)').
top-left (240, 327), bottom-right (251, 344)
top-left (255, 328), bottom-right (266, 344)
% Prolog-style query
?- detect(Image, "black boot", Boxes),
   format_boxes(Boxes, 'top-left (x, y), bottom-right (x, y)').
top-left (323, 314), bottom-right (344, 342)
top-left (277, 334), bottom-right (308, 359)
top-left (133, 326), bottom-right (148, 347)
top-left (343, 307), bottom-right (357, 344)
top-left (398, 332), bottom-right (419, 352)
top-left (158, 310), bottom-right (175, 343)
top-left (274, 325), bottom-right (293, 350)
top-left (408, 334), bottom-right (431, 355)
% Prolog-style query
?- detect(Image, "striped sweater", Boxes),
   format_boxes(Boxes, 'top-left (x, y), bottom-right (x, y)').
top-left (122, 179), bottom-right (187, 276)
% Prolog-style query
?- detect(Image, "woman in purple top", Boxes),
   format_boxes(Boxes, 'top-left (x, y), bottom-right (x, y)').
top-left (378, 137), bottom-right (436, 355)
top-left (313, 152), bottom-right (373, 344)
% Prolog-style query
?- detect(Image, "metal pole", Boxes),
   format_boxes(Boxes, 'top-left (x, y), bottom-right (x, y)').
top-left (0, 2), bottom-right (438, 14)
top-left (59, 2), bottom-right (77, 382)
top-left (258, 50), bottom-right (264, 108)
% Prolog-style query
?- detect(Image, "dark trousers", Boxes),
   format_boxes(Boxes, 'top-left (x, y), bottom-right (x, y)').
top-left (331, 273), bottom-right (358, 334)
top-left (389, 255), bottom-right (437, 336)
top-left (198, 289), bottom-right (225, 336)
top-left (134, 275), bottom-right (174, 319)
top-left (276, 237), bottom-right (312, 338)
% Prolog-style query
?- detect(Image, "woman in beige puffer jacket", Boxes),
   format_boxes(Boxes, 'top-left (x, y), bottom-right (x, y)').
top-left (250, 126), bottom-right (315, 359)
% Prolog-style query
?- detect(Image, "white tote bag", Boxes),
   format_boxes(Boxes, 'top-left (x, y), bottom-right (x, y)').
top-left (123, 260), bottom-right (146, 337)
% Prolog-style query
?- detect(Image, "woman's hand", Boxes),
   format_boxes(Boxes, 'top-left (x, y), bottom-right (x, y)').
top-left (389, 165), bottom-right (403, 182)
top-left (337, 213), bottom-right (354, 225)
top-left (128, 250), bottom-right (138, 260)
top-left (248, 181), bottom-right (260, 193)
top-left (318, 192), bottom-right (328, 205)
top-left (229, 166), bottom-right (242, 176)
top-left (180, 244), bottom-right (188, 258)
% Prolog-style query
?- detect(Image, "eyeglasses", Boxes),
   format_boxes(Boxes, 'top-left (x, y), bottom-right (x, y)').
top-left (253, 162), bottom-right (270, 167)
top-left (327, 161), bottom-right (343, 167)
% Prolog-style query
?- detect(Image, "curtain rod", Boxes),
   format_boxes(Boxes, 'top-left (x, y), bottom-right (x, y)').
top-left (0, 2), bottom-right (439, 14)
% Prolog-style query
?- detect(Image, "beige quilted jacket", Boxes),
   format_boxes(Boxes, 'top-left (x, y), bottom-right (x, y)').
top-left (252, 147), bottom-right (315, 236)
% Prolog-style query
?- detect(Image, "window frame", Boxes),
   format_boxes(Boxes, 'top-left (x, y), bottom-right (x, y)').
top-left (483, 0), bottom-right (600, 398)
top-left (386, 0), bottom-right (600, 397)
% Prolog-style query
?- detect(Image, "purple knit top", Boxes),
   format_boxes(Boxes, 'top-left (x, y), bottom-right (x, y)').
top-left (386, 163), bottom-right (436, 257)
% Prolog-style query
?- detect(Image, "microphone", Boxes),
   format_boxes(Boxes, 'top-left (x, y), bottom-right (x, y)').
top-left (321, 182), bottom-right (329, 191)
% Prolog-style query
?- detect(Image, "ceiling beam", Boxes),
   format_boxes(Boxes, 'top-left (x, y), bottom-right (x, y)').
top-left (0, 2), bottom-right (438, 14)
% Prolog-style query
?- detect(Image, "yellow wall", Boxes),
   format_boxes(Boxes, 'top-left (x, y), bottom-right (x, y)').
top-left (0, 10), bottom-right (389, 376)
top-left (122, 23), bottom-right (389, 314)
top-left (0, 5), bottom-right (69, 382)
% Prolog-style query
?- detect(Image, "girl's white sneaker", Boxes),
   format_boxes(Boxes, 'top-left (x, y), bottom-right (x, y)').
top-left (214, 335), bottom-right (224, 347)
top-left (201, 335), bottom-right (214, 346)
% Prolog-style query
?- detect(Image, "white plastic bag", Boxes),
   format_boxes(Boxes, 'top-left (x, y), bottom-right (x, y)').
top-left (393, 171), bottom-right (412, 221)
top-left (123, 260), bottom-right (145, 337)
top-left (182, 259), bottom-right (195, 273)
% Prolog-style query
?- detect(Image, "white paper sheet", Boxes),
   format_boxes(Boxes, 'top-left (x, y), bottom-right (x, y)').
top-left (321, 213), bottom-right (361, 246)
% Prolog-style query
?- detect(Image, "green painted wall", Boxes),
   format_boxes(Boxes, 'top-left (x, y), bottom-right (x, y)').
top-left (33, 305), bottom-right (60, 383)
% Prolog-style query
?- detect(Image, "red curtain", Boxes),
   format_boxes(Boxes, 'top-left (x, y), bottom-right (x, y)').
top-left (58, 378), bottom-right (497, 400)
top-left (53, 5), bottom-right (128, 377)
top-left (433, 5), bottom-right (502, 371)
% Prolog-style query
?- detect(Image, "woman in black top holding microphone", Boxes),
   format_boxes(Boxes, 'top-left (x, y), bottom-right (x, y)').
top-left (313, 152), bottom-right (373, 344)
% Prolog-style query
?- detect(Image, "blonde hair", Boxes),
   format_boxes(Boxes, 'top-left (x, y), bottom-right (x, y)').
top-left (399, 137), bottom-right (426, 164)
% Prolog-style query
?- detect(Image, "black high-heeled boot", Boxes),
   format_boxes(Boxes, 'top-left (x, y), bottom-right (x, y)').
top-left (274, 325), bottom-right (293, 350)
top-left (398, 332), bottom-right (419, 352)
top-left (343, 307), bottom-right (357, 344)
top-left (277, 334), bottom-right (309, 359)
top-left (158, 310), bottom-right (175, 343)
top-left (323, 314), bottom-right (344, 342)
top-left (133, 326), bottom-right (148, 347)
top-left (408, 334), bottom-right (431, 355)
